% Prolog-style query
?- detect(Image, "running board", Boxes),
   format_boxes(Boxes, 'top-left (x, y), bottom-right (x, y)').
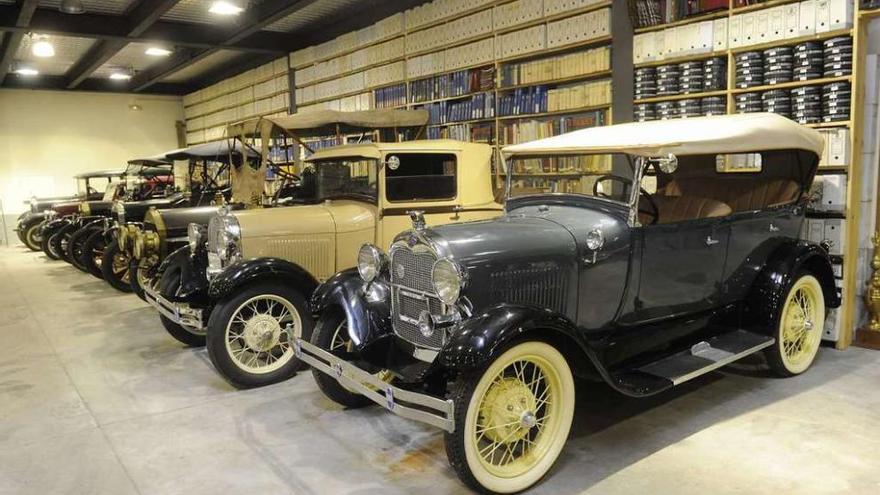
top-left (638, 330), bottom-right (775, 386)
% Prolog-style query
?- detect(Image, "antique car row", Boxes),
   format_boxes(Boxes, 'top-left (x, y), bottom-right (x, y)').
top-left (28, 112), bottom-right (837, 494)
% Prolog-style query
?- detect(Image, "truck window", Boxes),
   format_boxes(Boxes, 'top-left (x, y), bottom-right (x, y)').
top-left (385, 153), bottom-right (457, 202)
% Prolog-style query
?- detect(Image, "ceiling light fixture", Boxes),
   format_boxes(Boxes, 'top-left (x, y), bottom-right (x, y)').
top-left (14, 67), bottom-right (39, 76)
top-left (31, 36), bottom-right (55, 58)
top-left (145, 47), bottom-right (173, 57)
top-left (59, 0), bottom-right (85, 14)
top-left (110, 72), bottom-right (133, 80)
top-left (209, 1), bottom-right (245, 16)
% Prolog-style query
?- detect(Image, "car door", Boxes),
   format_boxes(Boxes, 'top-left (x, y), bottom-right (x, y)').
top-left (634, 216), bottom-right (730, 323)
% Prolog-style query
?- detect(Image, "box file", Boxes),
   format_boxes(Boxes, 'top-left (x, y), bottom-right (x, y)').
top-left (799, 0), bottom-right (817, 36)
top-left (784, 3), bottom-right (800, 38)
top-left (768, 7), bottom-right (785, 42)
top-left (815, 0), bottom-right (832, 33)
top-left (729, 14), bottom-right (743, 48)
top-left (829, 0), bottom-right (854, 29)
top-left (698, 21), bottom-right (714, 53)
top-left (812, 174), bottom-right (847, 211)
top-left (713, 18), bottom-right (728, 51)
top-left (823, 218), bottom-right (845, 256)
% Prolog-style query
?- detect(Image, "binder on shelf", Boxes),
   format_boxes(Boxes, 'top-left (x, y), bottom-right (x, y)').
top-left (799, 0), bottom-right (817, 36)
top-left (729, 14), bottom-right (743, 48)
top-left (816, 0), bottom-right (832, 33)
top-left (768, 6), bottom-right (785, 42)
top-left (829, 0), bottom-right (855, 30)
top-left (756, 10), bottom-right (770, 44)
top-left (784, 3), bottom-right (801, 38)
top-left (713, 18), bottom-right (728, 51)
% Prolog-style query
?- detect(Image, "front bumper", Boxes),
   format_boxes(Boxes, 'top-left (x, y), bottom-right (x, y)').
top-left (294, 337), bottom-right (455, 433)
top-left (143, 282), bottom-right (205, 329)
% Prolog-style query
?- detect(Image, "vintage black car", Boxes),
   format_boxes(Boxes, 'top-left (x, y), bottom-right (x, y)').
top-left (41, 160), bottom-right (174, 262)
top-left (16, 170), bottom-right (121, 251)
top-left (102, 140), bottom-right (243, 295)
top-left (298, 114), bottom-right (840, 494)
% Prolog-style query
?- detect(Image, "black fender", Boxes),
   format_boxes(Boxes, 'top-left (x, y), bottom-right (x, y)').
top-left (310, 269), bottom-right (392, 348)
top-left (42, 217), bottom-right (71, 237)
top-left (744, 239), bottom-right (841, 333)
top-left (208, 257), bottom-right (320, 301)
top-left (436, 304), bottom-right (608, 381)
top-left (155, 246), bottom-right (211, 303)
top-left (17, 212), bottom-right (45, 231)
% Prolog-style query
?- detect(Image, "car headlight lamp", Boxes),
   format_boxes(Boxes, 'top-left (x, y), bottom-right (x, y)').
top-left (432, 258), bottom-right (464, 305)
top-left (586, 229), bottom-right (605, 251)
top-left (357, 244), bottom-right (385, 282)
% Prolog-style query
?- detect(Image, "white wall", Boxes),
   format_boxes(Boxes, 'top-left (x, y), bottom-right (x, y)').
top-left (0, 89), bottom-right (183, 216)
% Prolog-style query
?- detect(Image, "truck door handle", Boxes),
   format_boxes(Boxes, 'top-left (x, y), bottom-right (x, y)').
top-left (705, 236), bottom-right (720, 246)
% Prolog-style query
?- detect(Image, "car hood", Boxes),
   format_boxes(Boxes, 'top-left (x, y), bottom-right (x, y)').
top-left (415, 214), bottom-right (579, 314)
top-left (147, 205), bottom-right (224, 238)
top-left (235, 199), bottom-right (376, 239)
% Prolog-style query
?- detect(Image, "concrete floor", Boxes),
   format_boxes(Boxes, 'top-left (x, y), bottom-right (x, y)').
top-left (1, 245), bottom-right (879, 495)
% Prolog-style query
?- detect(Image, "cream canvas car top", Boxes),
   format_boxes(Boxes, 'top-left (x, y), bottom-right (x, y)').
top-left (163, 140), bottom-right (256, 161)
top-left (127, 154), bottom-right (171, 166)
top-left (502, 113), bottom-right (824, 158)
top-left (228, 108), bottom-right (430, 138)
top-left (305, 139), bottom-right (480, 162)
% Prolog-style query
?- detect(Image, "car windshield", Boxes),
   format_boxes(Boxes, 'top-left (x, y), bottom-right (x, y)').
top-left (506, 153), bottom-right (637, 204)
top-left (302, 158), bottom-right (379, 203)
top-left (102, 182), bottom-right (120, 201)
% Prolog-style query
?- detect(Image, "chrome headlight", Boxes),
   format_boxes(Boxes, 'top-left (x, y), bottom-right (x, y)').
top-left (357, 244), bottom-right (385, 282)
top-left (432, 258), bottom-right (464, 305)
top-left (134, 231), bottom-right (160, 259)
top-left (44, 210), bottom-right (56, 220)
top-left (212, 214), bottom-right (241, 262)
top-left (188, 223), bottom-right (205, 253)
top-left (586, 229), bottom-right (605, 250)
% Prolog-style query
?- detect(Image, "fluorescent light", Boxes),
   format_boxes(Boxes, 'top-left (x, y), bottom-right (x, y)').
top-left (145, 47), bottom-right (172, 57)
top-left (32, 40), bottom-right (55, 58)
top-left (110, 72), bottom-right (132, 80)
top-left (209, 1), bottom-right (244, 15)
top-left (15, 67), bottom-right (39, 76)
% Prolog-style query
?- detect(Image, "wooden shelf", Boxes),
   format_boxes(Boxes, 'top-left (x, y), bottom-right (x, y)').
top-left (860, 8), bottom-right (880, 20)
top-left (410, 90), bottom-right (494, 106)
top-left (731, 0), bottom-right (802, 15)
top-left (729, 28), bottom-right (853, 54)
top-left (296, 56), bottom-right (406, 89)
top-left (634, 8), bottom-right (729, 34)
top-left (304, 33), bottom-right (405, 68)
top-left (497, 104), bottom-right (610, 121)
top-left (496, 35), bottom-right (613, 64)
top-left (427, 117), bottom-right (496, 128)
top-left (730, 75), bottom-right (852, 94)
top-left (817, 165), bottom-right (849, 173)
top-left (634, 89), bottom-right (728, 104)
top-left (502, 171), bottom-right (596, 177)
top-left (498, 70), bottom-right (612, 91)
top-left (806, 121), bottom-right (852, 129)
top-left (635, 49), bottom-right (728, 69)
top-left (493, 1), bottom-right (612, 36)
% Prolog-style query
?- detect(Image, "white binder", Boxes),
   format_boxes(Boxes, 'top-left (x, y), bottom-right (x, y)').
top-left (799, 0), bottom-right (817, 36)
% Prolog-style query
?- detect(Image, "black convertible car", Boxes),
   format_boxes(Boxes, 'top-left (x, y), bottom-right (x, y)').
top-left (298, 114), bottom-right (839, 494)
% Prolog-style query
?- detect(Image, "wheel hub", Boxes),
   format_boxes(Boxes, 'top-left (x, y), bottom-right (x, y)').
top-left (479, 377), bottom-right (537, 443)
top-left (243, 314), bottom-right (282, 351)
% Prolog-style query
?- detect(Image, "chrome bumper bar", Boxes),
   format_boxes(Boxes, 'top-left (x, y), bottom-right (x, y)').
top-left (143, 282), bottom-right (204, 329)
top-left (294, 337), bottom-right (455, 433)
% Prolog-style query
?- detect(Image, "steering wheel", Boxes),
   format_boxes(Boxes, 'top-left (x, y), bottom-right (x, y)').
top-left (593, 174), bottom-right (660, 225)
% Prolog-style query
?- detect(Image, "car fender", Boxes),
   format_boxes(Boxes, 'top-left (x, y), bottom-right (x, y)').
top-left (42, 217), bottom-right (70, 237)
top-left (207, 257), bottom-right (320, 301)
top-left (437, 304), bottom-right (608, 381)
top-left (744, 239), bottom-right (841, 333)
top-left (17, 211), bottom-right (46, 230)
top-left (156, 246), bottom-right (211, 302)
top-left (310, 269), bottom-right (392, 348)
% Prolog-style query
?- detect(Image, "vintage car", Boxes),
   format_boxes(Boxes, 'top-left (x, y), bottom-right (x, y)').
top-left (93, 140), bottom-right (241, 294)
top-left (16, 170), bottom-right (121, 251)
top-left (41, 160), bottom-right (173, 261)
top-left (142, 110), bottom-right (436, 346)
top-left (298, 114), bottom-right (840, 494)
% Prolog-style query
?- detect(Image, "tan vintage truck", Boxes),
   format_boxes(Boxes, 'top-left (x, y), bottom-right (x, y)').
top-left (144, 110), bottom-right (504, 388)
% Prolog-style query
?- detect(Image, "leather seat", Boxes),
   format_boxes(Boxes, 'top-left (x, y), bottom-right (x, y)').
top-left (664, 178), bottom-right (799, 212)
top-left (640, 195), bottom-right (732, 224)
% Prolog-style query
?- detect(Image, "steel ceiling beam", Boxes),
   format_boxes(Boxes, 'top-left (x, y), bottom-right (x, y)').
top-left (0, 7), bottom-right (296, 54)
top-left (132, 0), bottom-right (323, 92)
top-left (65, 0), bottom-right (183, 89)
top-left (3, 72), bottom-right (192, 94)
top-left (0, 0), bottom-right (39, 83)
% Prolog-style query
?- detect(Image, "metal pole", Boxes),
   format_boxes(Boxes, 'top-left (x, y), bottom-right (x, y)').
top-left (0, 198), bottom-right (8, 246)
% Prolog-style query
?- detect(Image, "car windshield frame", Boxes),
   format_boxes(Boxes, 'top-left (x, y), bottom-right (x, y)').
top-left (303, 157), bottom-right (380, 204)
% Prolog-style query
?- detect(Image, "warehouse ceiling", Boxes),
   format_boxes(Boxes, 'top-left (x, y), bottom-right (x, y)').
top-left (0, 0), bottom-right (428, 95)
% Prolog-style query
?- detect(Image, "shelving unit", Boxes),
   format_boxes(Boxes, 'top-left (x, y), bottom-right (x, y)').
top-left (631, 0), bottom-right (872, 348)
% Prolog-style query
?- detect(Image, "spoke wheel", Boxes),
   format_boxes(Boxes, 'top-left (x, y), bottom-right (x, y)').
top-left (82, 230), bottom-right (107, 279)
top-left (206, 283), bottom-right (313, 388)
top-left (310, 306), bottom-right (378, 408)
top-left (446, 341), bottom-right (574, 494)
top-left (100, 242), bottom-right (133, 292)
top-left (129, 256), bottom-right (157, 301)
top-left (767, 273), bottom-right (825, 376)
top-left (23, 222), bottom-right (43, 251)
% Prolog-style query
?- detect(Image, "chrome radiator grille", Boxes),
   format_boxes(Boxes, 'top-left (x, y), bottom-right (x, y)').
top-left (390, 246), bottom-right (446, 349)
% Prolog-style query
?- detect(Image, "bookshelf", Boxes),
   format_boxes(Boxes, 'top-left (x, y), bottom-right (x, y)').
top-left (630, 0), bottom-right (873, 349)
